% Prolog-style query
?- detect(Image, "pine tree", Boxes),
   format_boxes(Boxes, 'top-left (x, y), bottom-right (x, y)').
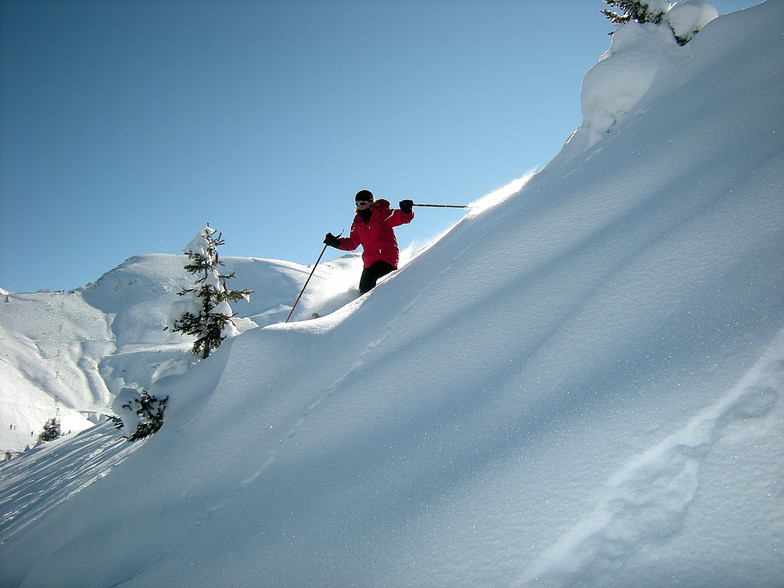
top-left (602, 0), bottom-right (667, 26)
top-left (122, 391), bottom-right (168, 441)
top-left (601, 0), bottom-right (707, 45)
top-left (170, 224), bottom-right (253, 359)
top-left (38, 398), bottom-right (62, 442)
top-left (38, 417), bottom-right (61, 442)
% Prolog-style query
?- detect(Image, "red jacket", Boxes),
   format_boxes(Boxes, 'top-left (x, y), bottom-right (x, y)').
top-left (336, 199), bottom-right (414, 269)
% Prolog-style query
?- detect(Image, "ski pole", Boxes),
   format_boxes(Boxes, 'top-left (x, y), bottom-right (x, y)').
top-left (285, 232), bottom-right (341, 323)
top-left (413, 203), bottom-right (469, 209)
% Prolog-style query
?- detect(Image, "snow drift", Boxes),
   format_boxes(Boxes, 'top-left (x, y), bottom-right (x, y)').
top-left (1, 1), bottom-right (783, 586)
top-left (0, 253), bottom-right (361, 454)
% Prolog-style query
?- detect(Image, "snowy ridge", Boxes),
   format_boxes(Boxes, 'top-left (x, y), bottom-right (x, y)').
top-left (0, 253), bottom-right (361, 454)
top-left (1, 2), bottom-right (783, 586)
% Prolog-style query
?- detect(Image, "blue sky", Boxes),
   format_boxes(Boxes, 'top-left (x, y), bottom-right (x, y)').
top-left (0, 0), bottom-right (756, 293)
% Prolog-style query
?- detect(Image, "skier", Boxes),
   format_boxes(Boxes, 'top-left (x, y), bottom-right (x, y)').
top-left (324, 190), bottom-right (414, 294)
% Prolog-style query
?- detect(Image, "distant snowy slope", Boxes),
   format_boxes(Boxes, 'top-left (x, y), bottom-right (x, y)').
top-left (0, 252), bottom-right (361, 454)
top-left (1, 2), bottom-right (782, 587)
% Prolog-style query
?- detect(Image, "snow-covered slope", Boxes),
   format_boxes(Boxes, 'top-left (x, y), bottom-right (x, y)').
top-left (1, 1), bottom-right (783, 585)
top-left (0, 252), bottom-right (361, 454)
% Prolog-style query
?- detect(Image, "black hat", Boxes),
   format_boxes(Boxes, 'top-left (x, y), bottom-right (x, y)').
top-left (355, 189), bottom-right (374, 202)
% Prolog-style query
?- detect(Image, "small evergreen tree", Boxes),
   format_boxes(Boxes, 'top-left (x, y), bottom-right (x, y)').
top-left (38, 398), bottom-right (63, 442)
top-left (602, 0), bottom-right (667, 27)
top-left (122, 391), bottom-right (168, 441)
top-left (38, 416), bottom-right (62, 442)
top-left (602, 0), bottom-right (710, 45)
top-left (170, 224), bottom-right (253, 359)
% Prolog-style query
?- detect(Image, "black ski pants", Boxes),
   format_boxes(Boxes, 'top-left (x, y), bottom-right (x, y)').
top-left (359, 260), bottom-right (396, 294)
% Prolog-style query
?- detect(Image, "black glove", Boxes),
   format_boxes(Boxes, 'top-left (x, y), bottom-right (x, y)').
top-left (399, 199), bottom-right (414, 214)
top-left (324, 232), bottom-right (341, 248)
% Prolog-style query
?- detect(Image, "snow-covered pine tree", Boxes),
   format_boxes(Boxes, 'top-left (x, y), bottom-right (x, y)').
top-left (38, 398), bottom-right (62, 442)
top-left (601, 0), bottom-right (714, 46)
top-left (602, 0), bottom-right (667, 26)
top-left (170, 224), bottom-right (253, 359)
top-left (122, 391), bottom-right (168, 441)
top-left (110, 387), bottom-right (168, 441)
top-left (38, 417), bottom-right (61, 442)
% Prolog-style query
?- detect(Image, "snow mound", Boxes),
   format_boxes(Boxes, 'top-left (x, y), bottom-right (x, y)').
top-left (667, 0), bottom-right (718, 43)
top-left (556, 0), bottom-right (718, 162)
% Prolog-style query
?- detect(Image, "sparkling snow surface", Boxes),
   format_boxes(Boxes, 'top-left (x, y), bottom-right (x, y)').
top-left (1, 2), bottom-right (783, 586)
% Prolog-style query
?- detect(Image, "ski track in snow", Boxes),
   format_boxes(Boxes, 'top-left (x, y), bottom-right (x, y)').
top-left (515, 329), bottom-right (784, 586)
top-left (248, 299), bottom-right (421, 482)
top-left (247, 226), bottom-right (482, 484)
top-left (0, 422), bottom-right (142, 545)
